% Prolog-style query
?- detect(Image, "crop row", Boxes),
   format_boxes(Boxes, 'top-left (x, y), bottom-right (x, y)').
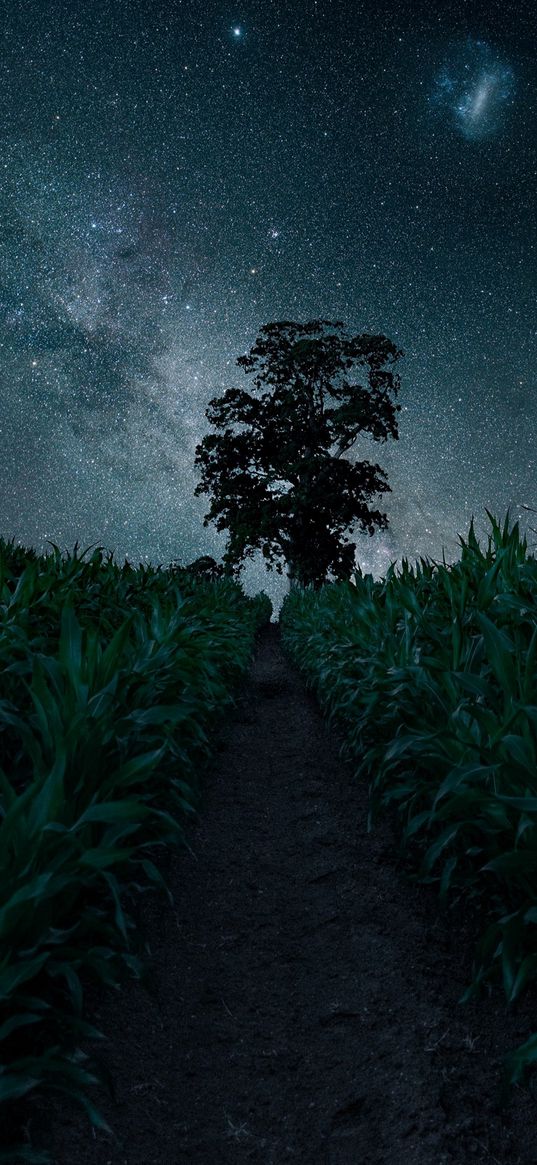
top-left (0, 538), bottom-right (272, 1163)
top-left (280, 511), bottom-right (537, 1092)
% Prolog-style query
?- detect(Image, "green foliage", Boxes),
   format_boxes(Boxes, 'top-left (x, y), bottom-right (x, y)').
top-left (0, 537), bottom-right (271, 1161)
top-left (194, 319), bottom-right (403, 588)
top-left (280, 510), bottom-right (537, 1091)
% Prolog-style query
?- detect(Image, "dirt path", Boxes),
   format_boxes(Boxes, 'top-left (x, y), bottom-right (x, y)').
top-left (24, 622), bottom-right (537, 1163)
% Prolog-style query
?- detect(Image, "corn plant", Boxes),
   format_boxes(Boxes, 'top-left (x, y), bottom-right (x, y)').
top-left (281, 511), bottom-right (537, 1092)
top-left (0, 539), bottom-right (271, 1162)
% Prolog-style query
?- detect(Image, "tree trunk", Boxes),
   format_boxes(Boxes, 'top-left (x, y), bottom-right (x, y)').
top-left (287, 563), bottom-right (303, 592)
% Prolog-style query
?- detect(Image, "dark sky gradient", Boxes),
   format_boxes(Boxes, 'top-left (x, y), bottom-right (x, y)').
top-left (1, 0), bottom-right (535, 608)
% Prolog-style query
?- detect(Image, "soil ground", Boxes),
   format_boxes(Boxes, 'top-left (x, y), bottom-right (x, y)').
top-left (16, 622), bottom-right (537, 1163)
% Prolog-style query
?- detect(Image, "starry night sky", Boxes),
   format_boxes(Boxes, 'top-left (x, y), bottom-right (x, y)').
top-left (1, 0), bottom-right (535, 611)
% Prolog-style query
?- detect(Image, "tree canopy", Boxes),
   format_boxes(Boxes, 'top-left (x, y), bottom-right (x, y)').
top-left (194, 319), bottom-right (403, 588)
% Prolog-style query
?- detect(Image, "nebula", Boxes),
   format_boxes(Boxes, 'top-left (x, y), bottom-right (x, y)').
top-left (430, 38), bottom-right (515, 140)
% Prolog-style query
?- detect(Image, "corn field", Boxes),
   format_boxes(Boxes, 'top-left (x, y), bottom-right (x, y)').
top-left (0, 538), bottom-right (272, 1163)
top-left (280, 511), bottom-right (537, 1092)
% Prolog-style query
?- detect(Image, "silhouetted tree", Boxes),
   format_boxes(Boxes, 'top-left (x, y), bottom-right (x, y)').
top-left (194, 319), bottom-right (403, 589)
top-left (167, 555), bottom-right (228, 580)
top-left (184, 555), bottom-right (227, 580)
